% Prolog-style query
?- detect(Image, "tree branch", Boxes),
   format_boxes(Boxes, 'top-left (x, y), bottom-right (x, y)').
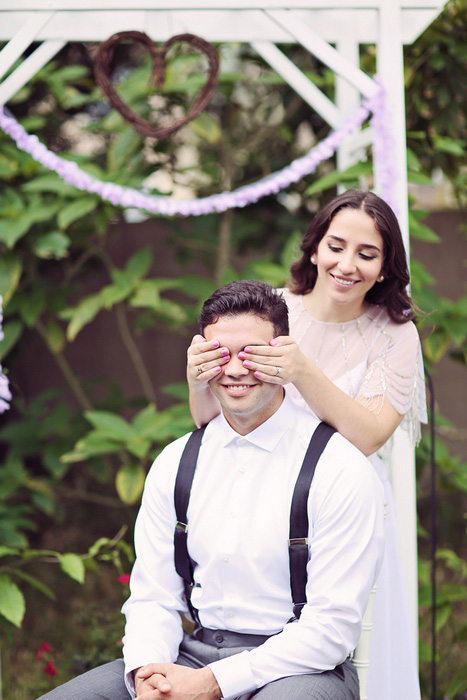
top-left (36, 321), bottom-right (94, 412)
top-left (114, 304), bottom-right (157, 405)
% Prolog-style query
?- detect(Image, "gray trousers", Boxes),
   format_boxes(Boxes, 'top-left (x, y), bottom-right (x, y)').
top-left (37, 632), bottom-right (359, 700)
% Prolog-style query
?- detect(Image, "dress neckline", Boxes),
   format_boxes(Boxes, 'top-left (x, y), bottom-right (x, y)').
top-left (295, 292), bottom-right (374, 326)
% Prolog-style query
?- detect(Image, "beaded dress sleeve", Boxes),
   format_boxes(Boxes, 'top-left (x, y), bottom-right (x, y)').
top-left (279, 288), bottom-right (427, 446)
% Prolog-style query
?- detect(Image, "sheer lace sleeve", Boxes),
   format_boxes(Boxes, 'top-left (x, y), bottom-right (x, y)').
top-left (356, 318), bottom-right (427, 445)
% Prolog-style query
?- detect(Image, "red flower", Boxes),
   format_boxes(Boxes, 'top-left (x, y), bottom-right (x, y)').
top-left (36, 642), bottom-right (52, 660)
top-left (118, 573), bottom-right (130, 584)
top-left (44, 661), bottom-right (58, 676)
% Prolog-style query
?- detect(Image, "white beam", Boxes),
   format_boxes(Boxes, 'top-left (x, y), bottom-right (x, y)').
top-left (0, 1), bottom-right (447, 9)
top-left (266, 9), bottom-right (378, 98)
top-left (252, 41), bottom-right (341, 129)
top-left (0, 12), bottom-right (55, 81)
top-left (0, 8), bottom-right (445, 44)
top-left (0, 39), bottom-right (65, 104)
top-left (335, 23), bottom-right (365, 176)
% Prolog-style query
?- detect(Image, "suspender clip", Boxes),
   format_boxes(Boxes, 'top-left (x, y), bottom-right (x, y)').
top-left (176, 521), bottom-right (188, 532)
top-left (288, 537), bottom-right (308, 546)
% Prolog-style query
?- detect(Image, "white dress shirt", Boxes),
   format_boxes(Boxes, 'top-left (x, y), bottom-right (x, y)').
top-left (122, 392), bottom-right (384, 699)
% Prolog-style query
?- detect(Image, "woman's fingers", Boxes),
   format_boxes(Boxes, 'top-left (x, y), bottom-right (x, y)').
top-left (240, 337), bottom-right (300, 384)
top-left (253, 368), bottom-right (285, 384)
top-left (187, 336), bottom-right (230, 382)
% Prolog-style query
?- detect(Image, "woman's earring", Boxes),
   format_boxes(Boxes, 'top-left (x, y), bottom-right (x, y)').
top-left (311, 256), bottom-right (317, 265)
top-left (378, 274), bottom-right (385, 282)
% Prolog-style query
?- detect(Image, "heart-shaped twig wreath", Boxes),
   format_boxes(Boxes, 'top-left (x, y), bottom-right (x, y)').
top-left (94, 31), bottom-right (220, 139)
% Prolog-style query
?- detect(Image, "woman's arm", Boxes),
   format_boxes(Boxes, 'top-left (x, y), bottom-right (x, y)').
top-left (240, 338), bottom-right (402, 456)
top-left (187, 335), bottom-right (226, 427)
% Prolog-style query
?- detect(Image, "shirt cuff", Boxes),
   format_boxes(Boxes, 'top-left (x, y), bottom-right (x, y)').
top-left (208, 651), bottom-right (258, 699)
top-left (124, 669), bottom-right (136, 698)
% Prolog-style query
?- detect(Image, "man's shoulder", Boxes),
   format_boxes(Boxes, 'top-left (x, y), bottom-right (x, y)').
top-left (316, 431), bottom-right (382, 499)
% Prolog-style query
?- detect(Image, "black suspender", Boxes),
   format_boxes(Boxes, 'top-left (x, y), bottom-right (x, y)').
top-left (173, 421), bottom-right (335, 624)
top-left (288, 421), bottom-right (336, 619)
top-left (173, 424), bottom-right (207, 628)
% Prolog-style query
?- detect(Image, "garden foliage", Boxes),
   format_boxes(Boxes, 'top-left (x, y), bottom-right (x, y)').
top-left (0, 4), bottom-right (465, 696)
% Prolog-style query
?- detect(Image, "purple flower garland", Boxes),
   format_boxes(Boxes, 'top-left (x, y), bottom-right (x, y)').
top-left (0, 296), bottom-right (11, 413)
top-left (0, 79), bottom-right (395, 217)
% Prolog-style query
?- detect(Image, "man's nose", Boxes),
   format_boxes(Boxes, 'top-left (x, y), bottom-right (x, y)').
top-left (224, 353), bottom-right (250, 377)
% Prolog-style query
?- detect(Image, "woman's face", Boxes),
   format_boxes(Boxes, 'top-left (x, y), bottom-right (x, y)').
top-left (312, 208), bottom-right (384, 316)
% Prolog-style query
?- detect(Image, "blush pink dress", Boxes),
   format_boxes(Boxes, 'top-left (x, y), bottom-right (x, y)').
top-left (280, 288), bottom-right (427, 700)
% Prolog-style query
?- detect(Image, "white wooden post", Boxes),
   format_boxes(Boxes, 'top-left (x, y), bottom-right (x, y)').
top-left (376, 0), bottom-right (419, 643)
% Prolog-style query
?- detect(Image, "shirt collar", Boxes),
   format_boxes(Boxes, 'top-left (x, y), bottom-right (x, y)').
top-left (213, 391), bottom-right (299, 452)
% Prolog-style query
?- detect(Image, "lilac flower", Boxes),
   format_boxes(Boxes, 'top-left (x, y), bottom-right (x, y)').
top-left (0, 90), bottom-right (386, 216)
top-left (0, 295), bottom-right (11, 413)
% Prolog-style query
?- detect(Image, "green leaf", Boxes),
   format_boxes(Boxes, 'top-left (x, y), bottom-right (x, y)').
top-left (408, 211), bottom-right (440, 242)
top-left (17, 288), bottom-right (46, 327)
top-left (0, 253), bottom-right (22, 304)
top-left (407, 171), bottom-right (433, 185)
top-left (190, 112), bottom-right (222, 144)
top-left (84, 410), bottom-right (135, 442)
top-left (44, 319), bottom-right (65, 354)
top-left (130, 280), bottom-right (161, 309)
top-left (175, 276), bottom-right (216, 301)
top-left (0, 545), bottom-right (18, 557)
top-left (116, 464), bottom-right (146, 504)
top-left (0, 214), bottom-right (34, 248)
top-left (57, 553), bottom-right (85, 584)
top-left (11, 569), bottom-right (56, 601)
top-left (33, 231), bottom-right (71, 259)
top-left (305, 162), bottom-right (372, 196)
top-left (0, 319), bottom-right (23, 361)
top-left (445, 664), bottom-right (467, 696)
top-left (0, 153), bottom-right (19, 178)
top-left (432, 136), bottom-right (465, 156)
top-left (132, 403), bottom-right (159, 438)
top-left (242, 261), bottom-right (288, 287)
top-left (100, 281), bottom-right (133, 308)
top-left (435, 601), bottom-right (451, 633)
top-left (0, 574), bottom-right (25, 627)
top-left (87, 537), bottom-right (112, 558)
top-left (22, 174), bottom-right (79, 197)
top-left (61, 434), bottom-right (122, 463)
top-left (162, 383), bottom-right (190, 402)
top-left (125, 248), bottom-right (153, 283)
top-left (108, 128), bottom-right (143, 173)
top-left (66, 293), bottom-right (104, 341)
top-left (422, 331), bottom-right (452, 363)
top-left (57, 197), bottom-right (98, 230)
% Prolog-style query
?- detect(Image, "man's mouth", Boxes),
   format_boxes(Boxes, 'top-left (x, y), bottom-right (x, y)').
top-left (222, 384), bottom-right (257, 396)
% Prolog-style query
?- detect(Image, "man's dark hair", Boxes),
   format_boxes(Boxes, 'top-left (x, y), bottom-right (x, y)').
top-left (199, 280), bottom-right (289, 337)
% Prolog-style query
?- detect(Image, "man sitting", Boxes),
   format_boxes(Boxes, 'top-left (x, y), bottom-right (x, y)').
top-left (39, 280), bottom-right (384, 700)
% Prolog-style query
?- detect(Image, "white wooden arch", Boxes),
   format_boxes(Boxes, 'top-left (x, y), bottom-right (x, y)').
top-left (0, 0), bottom-right (446, 643)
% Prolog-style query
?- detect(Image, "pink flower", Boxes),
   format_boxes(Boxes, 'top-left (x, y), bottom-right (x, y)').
top-left (36, 642), bottom-right (52, 660)
top-left (118, 573), bottom-right (130, 584)
top-left (44, 661), bottom-right (58, 676)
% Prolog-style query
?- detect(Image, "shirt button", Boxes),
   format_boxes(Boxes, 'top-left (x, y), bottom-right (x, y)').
top-left (223, 556), bottom-right (229, 563)
top-left (228, 612), bottom-right (235, 618)
top-left (239, 467), bottom-right (246, 474)
top-left (215, 633), bottom-right (224, 643)
top-left (238, 438), bottom-right (246, 445)
top-left (230, 511), bottom-right (236, 518)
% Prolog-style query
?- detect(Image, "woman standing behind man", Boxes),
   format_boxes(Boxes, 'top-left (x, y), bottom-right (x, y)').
top-left (187, 189), bottom-right (427, 700)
